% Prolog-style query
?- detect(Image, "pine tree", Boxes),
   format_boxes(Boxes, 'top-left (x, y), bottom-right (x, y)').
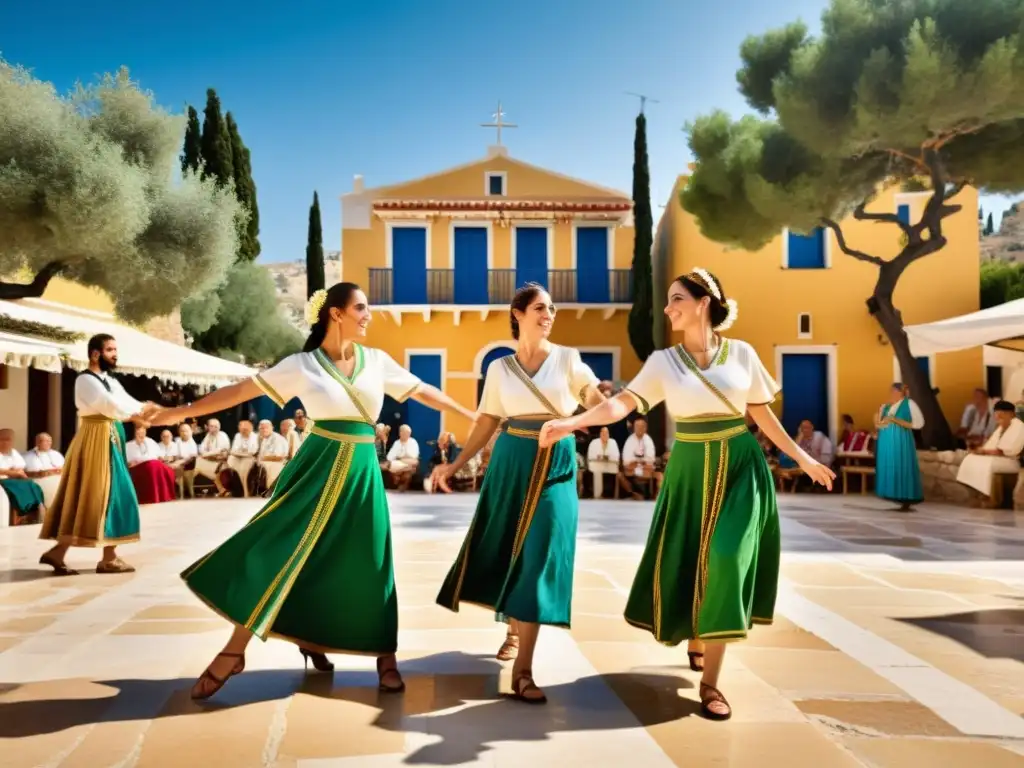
top-left (180, 105), bottom-right (201, 175)
top-left (628, 112), bottom-right (655, 362)
top-left (986, 212), bottom-right (995, 236)
top-left (226, 112), bottom-right (260, 261)
top-left (306, 191), bottom-right (325, 299)
top-left (199, 88), bottom-right (233, 188)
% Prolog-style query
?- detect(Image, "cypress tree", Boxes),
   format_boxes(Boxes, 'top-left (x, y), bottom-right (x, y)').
top-left (306, 191), bottom-right (325, 299)
top-left (986, 212), bottom-right (995, 236)
top-left (180, 105), bottom-right (201, 175)
top-left (226, 112), bottom-right (261, 261)
top-left (628, 112), bottom-right (655, 362)
top-left (199, 88), bottom-right (233, 188)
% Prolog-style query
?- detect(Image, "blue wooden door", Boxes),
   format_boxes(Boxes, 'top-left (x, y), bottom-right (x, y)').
top-left (407, 353), bottom-right (442, 443)
top-left (576, 227), bottom-right (610, 303)
top-left (580, 351), bottom-right (614, 383)
top-left (478, 345), bottom-right (515, 404)
top-left (453, 226), bottom-right (489, 304)
top-left (515, 227), bottom-right (548, 289)
top-left (787, 228), bottom-right (826, 269)
top-left (392, 227), bottom-right (427, 304)
top-left (780, 353), bottom-right (829, 436)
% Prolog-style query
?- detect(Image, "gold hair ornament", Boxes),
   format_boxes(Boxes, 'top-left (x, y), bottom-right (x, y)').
top-left (305, 289), bottom-right (328, 326)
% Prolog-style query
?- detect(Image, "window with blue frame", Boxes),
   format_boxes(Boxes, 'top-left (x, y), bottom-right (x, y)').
top-left (785, 227), bottom-right (827, 269)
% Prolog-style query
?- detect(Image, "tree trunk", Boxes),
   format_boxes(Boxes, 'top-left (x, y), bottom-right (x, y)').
top-left (0, 262), bottom-right (65, 300)
top-left (871, 267), bottom-right (956, 450)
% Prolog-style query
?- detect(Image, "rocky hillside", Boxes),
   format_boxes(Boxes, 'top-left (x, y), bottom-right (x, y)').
top-left (264, 251), bottom-right (341, 331)
top-left (982, 204), bottom-right (1024, 262)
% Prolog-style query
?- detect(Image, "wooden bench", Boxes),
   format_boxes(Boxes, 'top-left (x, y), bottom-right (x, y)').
top-left (841, 465), bottom-right (875, 495)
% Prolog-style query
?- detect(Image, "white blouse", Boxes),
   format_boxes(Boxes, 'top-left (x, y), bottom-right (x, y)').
top-left (126, 437), bottom-right (159, 465)
top-left (24, 448), bottom-right (64, 472)
top-left (626, 339), bottom-right (780, 418)
top-left (231, 432), bottom-right (259, 456)
top-left (176, 438), bottom-right (199, 460)
top-left (75, 372), bottom-right (143, 420)
top-left (0, 450), bottom-right (26, 471)
top-left (200, 431), bottom-right (231, 456)
top-left (255, 346), bottom-right (421, 422)
top-left (156, 440), bottom-right (179, 459)
top-left (478, 345), bottom-right (599, 419)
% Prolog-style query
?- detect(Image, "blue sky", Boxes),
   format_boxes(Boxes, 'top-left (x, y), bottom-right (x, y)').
top-left (1, 0), bottom-right (1019, 262)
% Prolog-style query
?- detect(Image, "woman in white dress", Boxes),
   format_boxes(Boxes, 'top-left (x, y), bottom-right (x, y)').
top-left (147, 282), bottom-right (477, 700)
top-left (540, 269), bottom-right (834, 720)
top-left (432, 282), bottom-right (605, 704)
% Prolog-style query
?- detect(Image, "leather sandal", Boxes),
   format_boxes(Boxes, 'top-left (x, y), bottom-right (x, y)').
top-left (96, 557), bottom-right (135, 574)
top-left (191, 651), bottom-right (245, 701)
top-left (687, 651), bottom-right (705, 671)
top-left (511, 670), bottom-right (547, 704)
top-left (39, 552), bottom-right (78, 577)
top-left (496, 632), bottom-right (519, 661)
top-left (376, 656), bottom-right (405, 693)
top-left (699, 682), bottom-right (732, 721)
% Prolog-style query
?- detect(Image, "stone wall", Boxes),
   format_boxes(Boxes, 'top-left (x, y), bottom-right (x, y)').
top-left (917, 450), bottom-right (973, 505)
top-left (142, 308), bottom-right (186, 346)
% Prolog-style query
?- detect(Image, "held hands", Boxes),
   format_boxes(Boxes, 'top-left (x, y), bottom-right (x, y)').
top-left (798, 457), bottom-right (836, 491)
top-left (538, 419), bottom-right (574, 448)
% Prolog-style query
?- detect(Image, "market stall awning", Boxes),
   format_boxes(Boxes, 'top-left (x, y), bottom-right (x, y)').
top-left (0, 298), bottom-right (255, 387)
top-left (0, 331), bottom-right (67, 373)
top-left (905, 298), bottom-right (1024, 356)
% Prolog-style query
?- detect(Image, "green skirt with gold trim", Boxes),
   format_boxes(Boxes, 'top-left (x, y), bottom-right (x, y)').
top-left (181, 420), bottom-right (397, 655)
top-left (436, 418), bottom-right (578, 627)
top-left (625, 416), bottom-right (780, 645)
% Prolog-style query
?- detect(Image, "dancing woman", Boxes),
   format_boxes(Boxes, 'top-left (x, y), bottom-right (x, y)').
top-left (147, 282), bottom-right (477, 700)
top-left (539, 269), bottom-right (834, 720)
top-left (432, 283), bottom-right (604, 704)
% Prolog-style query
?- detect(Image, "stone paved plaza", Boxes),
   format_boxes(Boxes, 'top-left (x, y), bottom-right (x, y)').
top-left (2, 493), bottom-right (1024, 767)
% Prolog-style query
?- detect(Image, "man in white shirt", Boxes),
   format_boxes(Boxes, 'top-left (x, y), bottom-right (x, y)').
top-left (957, 400), bottom-right (1024, 503)
top-left (196, 418), bottom-right (231, 495)
top-left (248, 419), bottom-right (290, 496)
top-left (957, 388), bottom-right (996, 449)
top-left (618, 418), bottom-right (657, 500)
top-left (587, 427), bottom-right (620, 499)
top-left (385, 424), bottom-right (420, 491)
top-left (173, 423), bottom-right (199, 498)
top-left (225, 420), bottom-right (259, 497)
top-left (24, 432), bottom-right (65, 478)
top-left (126, 426), bottom-right (161, 467)
top-left (40, 333), bottom-right (153, 576)
top-left (0, 428), bottom-right (46, 525)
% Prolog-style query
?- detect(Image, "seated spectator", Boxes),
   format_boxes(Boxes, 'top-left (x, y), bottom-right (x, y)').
top-left (837, 414), bottom-right (873, 458)
top-left (280, 418), bottom-right (302, 459)
top-left (797, 419), bottom-right (834, 466)
top-left (0, 428), bottom-right (45, 525)
top-left (171, 423), bottom-right (199, 498)
top-left (618, 418), bottom-right (657, 500)
top-left (291, 408), bottom-right (313, 452)
top-left (587, 427), bottom-right (620, 499)
top-left (957, 388), bottom-right (995, 449)
top-left (222, 420), bottom-right (259, 497)
top-left (424, 431), bottom-right (462, 493)
top-left (23, 431), bottom-right (65, 508)
top-left (375, 423), bottom-right (391, 468)
top-left (196, 418), bottom-right (231, 495)
top-left (126, 426), bottom-right (177, 505)
top-left (957, 400), bottom-right (1024, 503)
top-left (248, 419), bottom-right (289, 496)
top-left (384, 424), bottom-right (419, 491)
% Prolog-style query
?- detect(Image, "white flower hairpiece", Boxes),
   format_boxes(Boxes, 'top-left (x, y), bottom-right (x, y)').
top-left (690, 267), bottom-right (721, 300)
top-left (715, 298), bottom-right (739, 331)
top-left (305, 289), bottom-right (328, 326)
top-left (689, 267), bottom-right (737, 330)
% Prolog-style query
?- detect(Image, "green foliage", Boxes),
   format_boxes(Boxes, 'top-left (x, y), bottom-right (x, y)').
top-left (180, 106), bottom-right (201, 174)
top-left (681, 0), bottom-right (1024, 251)
top-left (0, 60), bottom-right (240, 321)
top-left (183, 262), bottom-right (302, 365)
top-left (199, 88), bottom-right (233, 188)
top-left (0, 315), bottom-right (83, 344)
top-left (980, 259), bottom-right (1024, 307)
top-left (226, 112), bottom-right (260, 262)
top-left (306, 191), bottom-right (325, 298)
top-left (628, 113), bottom-right (655, 362)
top-left (985, 211), bottom-right (996, 234)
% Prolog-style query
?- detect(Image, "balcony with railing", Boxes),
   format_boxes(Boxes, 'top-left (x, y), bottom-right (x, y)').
top-left (368, 268), bottom-right (632, 306)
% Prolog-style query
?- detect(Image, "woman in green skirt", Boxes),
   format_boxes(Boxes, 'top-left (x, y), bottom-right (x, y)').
top-left (432, 283), bottom-right (605, 704)
top-left (539, 269), bottom-right (835, 720)
top-left (148, 282), bottom-right (476, 700)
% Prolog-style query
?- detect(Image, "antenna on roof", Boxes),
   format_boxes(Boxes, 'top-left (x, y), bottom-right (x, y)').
top-left (625, 92), bottom-right (660, 114)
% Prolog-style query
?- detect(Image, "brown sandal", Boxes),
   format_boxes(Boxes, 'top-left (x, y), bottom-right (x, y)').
top-left (39, 552), bottom-right (78, 577)
top-left (510, 670), bottom-right (547, 704)
top-left (687, 651), bottom-right (704, 672)
top-left (376, 656), bottom-right (405, 693)
top-left (496, 633), bottom-right (519, 661)
top-left (699, 682), bottom-right (732, 721)
top-left (96, 557), bottom-right (135, 574)
top-left (191, 651), bottom-right (245, 701)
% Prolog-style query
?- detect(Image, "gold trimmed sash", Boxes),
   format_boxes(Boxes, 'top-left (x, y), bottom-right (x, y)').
top-left (313, 348), bottom-right (375, 425)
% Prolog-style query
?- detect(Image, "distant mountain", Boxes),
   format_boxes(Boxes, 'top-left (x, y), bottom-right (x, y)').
top-left (982, 204), bottom-right (1024, 262)
top-left (263, 253), bottom-right (342, 332)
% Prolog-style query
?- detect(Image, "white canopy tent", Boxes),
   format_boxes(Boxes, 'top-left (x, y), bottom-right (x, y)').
top-left (0, 298), bottom-right (254, 387)
top-left (0, 331), bottom-right (68, 373)
top-left (904, 298), bottom-right (1024, 356)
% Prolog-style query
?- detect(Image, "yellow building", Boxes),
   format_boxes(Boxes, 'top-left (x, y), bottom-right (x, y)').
top-left (653, 178), bottom-right (982, 440)
top-left (341, 145), bottom-right (638, 442)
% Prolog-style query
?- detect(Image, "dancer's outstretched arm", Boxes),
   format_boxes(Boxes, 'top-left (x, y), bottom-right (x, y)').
top-left (146, 380), bottom-right (262, 426)
top-left (409, 384), bottom-right (478, 423)
top-left (538, 392), bottom-right (638, 447)
top-left (430, 414), bottom-right (500, 492)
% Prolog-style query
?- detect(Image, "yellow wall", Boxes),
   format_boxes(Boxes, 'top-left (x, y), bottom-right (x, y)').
top-left (657, 180), bottom-right (982, 434)
top-left (40, 278), bottom-right (115, 314)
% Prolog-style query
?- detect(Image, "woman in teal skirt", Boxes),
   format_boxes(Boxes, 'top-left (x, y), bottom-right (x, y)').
top-left (432, 282), bottom-right (605, 704)
top-left (540, 269), bottom-right (835, 720)
top-left (874, 383), bottom-right (925, 511)
top-left (148, 282), bottom-right (476, 700)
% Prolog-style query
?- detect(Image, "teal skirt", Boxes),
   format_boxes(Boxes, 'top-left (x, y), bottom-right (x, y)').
top-left (182, 420), bottom-right (397, 655)
top-left (875, 424), bottom-right (923, 504)
top-left (436, 418), bottom-right (579, 627)
top-left (625, 417), bottom-right (780, 645)
top-left (1, 478), bottom-right (45, 515)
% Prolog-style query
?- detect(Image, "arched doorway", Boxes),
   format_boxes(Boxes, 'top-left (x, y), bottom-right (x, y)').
top-left (477, 345), bottom-right (515, 404)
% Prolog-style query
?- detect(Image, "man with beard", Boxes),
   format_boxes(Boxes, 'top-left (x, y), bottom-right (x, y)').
top-left (39, 334), bottom-right (152, 576)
